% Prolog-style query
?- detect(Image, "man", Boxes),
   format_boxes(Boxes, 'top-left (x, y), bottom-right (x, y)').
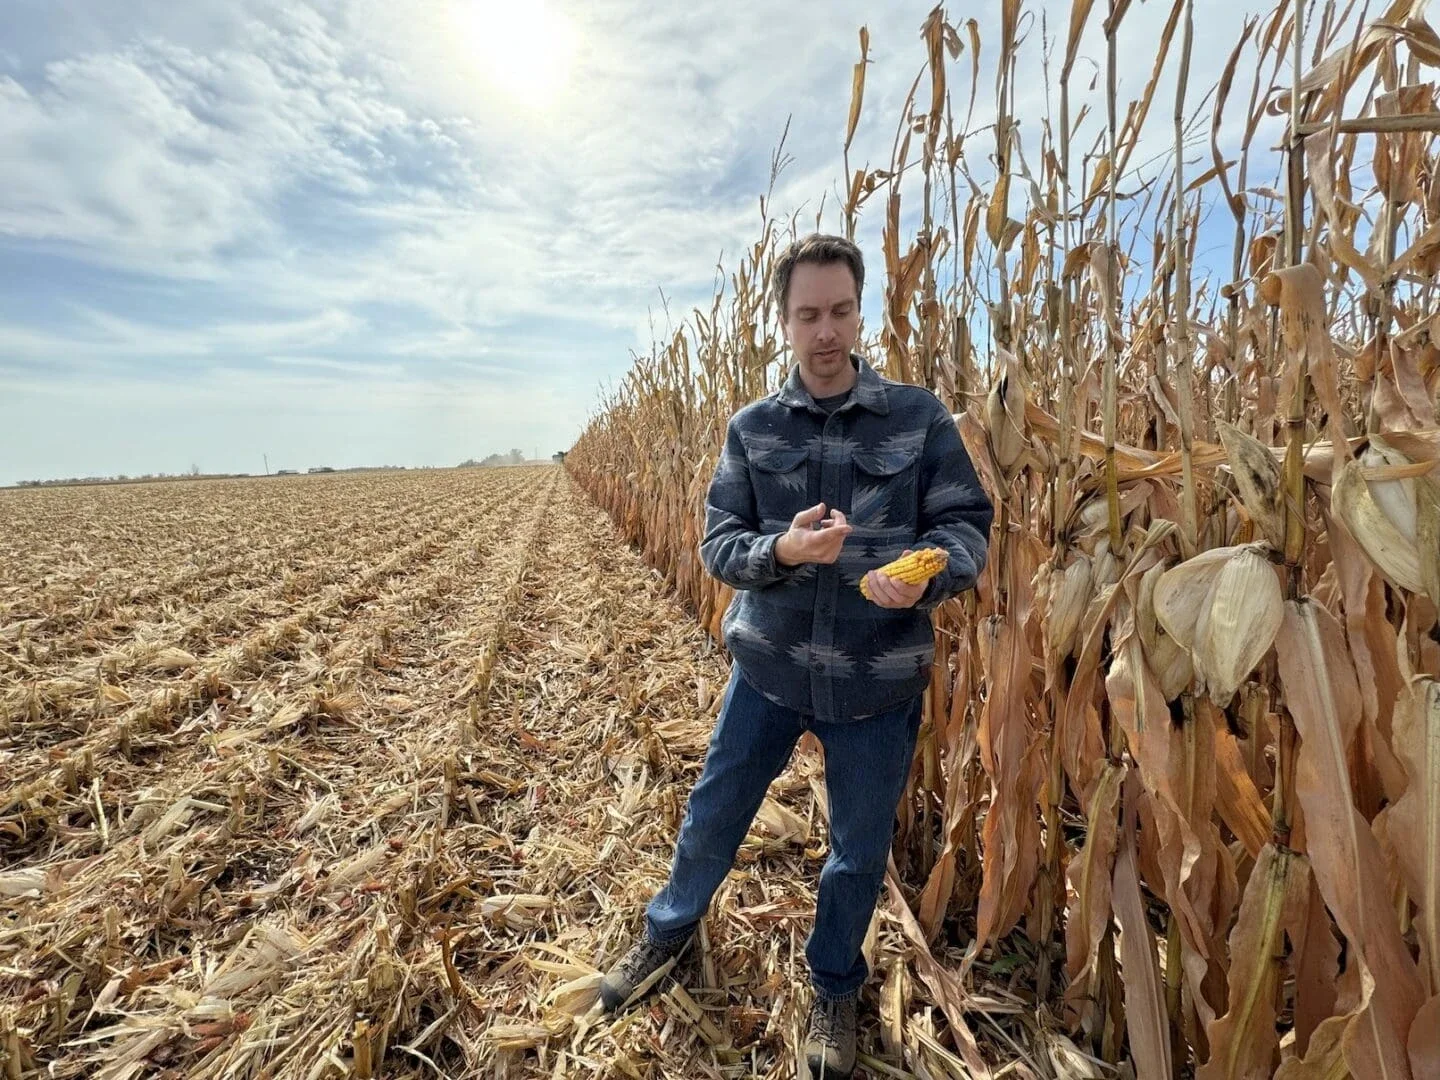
top-left (600, 234), bottom-right (993, 1078)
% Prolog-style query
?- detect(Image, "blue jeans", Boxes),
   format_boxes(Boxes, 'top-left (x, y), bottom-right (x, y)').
top-left (645, 667), bottom-right (923, 1000)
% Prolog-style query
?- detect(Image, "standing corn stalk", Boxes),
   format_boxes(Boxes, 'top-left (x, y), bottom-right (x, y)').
top-left (567, 0), bottom-right (1440, 1073)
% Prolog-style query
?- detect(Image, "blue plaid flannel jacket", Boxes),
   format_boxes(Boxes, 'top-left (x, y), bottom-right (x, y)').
top-left (701, 354), bottom-right (993, 723)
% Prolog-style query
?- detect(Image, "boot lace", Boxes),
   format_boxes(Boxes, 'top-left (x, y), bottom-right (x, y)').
top-left (811, 996), bottom-right (850, 1046)
top-left (619, 940), bottom-right (672, 985)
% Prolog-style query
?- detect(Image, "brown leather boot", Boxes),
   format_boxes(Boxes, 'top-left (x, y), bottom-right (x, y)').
top-left (804, 993), bottom-right (858, 1078)
top-left (598, 933), bottom-right (691, 1014)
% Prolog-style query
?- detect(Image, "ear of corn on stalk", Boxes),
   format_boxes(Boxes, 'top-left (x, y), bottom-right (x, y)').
top-left (1193, 545), bottom-right (1284, 705)
top-left (985, 349), bottom-right (1028, 483)
top-left (1037, 551), bottom-right (1093, 660)
top-left (1153, 542), bottom-right (1282, 705)
top-left (1331, 436), bottom-right (1440, 606)
top-left (1137, 562), bottom-right (1193, 701)
top-left (860, 548), bottom-right (949, 600)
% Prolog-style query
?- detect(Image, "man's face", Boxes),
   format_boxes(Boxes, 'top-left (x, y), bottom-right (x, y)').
top-left (781, 261), bottom-right (861, 384)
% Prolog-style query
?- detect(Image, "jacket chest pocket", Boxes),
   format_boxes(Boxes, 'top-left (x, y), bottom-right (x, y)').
top-left (850, 448), bottom-right (920, 527)
top-left (749, 445), bottom-right (810, 524)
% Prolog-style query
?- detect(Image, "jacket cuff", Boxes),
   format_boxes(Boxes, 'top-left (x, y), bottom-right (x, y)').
top-left (914, 549), bottom-right (975, 611)
top-left (757, 531), bottom-right (800, 585)
top-left (915, 576), bottom-right (948, 612)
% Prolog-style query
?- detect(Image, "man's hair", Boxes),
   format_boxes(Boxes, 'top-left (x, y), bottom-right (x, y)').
top-left (772, 233), bottom-right (864, 318)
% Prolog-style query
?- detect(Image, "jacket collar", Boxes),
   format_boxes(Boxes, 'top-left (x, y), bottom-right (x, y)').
top-left (776, 353), bottom-right (890, 416)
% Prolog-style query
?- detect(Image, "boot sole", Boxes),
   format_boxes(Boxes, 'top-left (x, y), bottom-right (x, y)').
top-left (806, 1056), bottom-right (854, 1080)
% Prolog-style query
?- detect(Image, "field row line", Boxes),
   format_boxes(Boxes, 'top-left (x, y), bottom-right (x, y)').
top-left (0, 476), bottom-right (501, 664)
top-left (0, 475), bottom-right (539, 813)
top-left (0, 475), bottom-right (525, 726)
top-left (1, 472), bottom-right (563, 1078)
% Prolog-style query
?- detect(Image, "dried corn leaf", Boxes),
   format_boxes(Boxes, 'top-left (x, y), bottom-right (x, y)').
top-left (1211, 714), bottom-right (1272, 859)
top-left (974, 547), bottom-right (1043, 951)
top-left (1198, 844), bottom-right (1311, 1080)
top-left (751, 797), bottom-right (810, 844)
top-left (1113, 772), bottom-right (1171, 1080)
top-left (1063, 761), bottom-right (1123, 997)
top-left (884, 866), bottom-right (993, 1078)
top-left (1274, 1007), bottom-right (1357, 1080)
top-left (844, 27), bottom-right (869, 153)
top-left (1387, 678), bottom-right (1440, 994)
top-left (1107, 629), bottom-right (1207, 950)
top-left (1110, 609), bottom-right (1231, 1029)
top-left (145, 648), bottom-right (198, 672)
top-left (1219, 421), bottom-right (1286, 550)
top-left (1328, 506), bottom-right (1411, 802)
top-left (1409, 994), bottom-right (1440, 1080)
top-left (1276, 598), bottom-right (1426, 1079)
top-left (1292, 873), bottom-right (1341, 1057)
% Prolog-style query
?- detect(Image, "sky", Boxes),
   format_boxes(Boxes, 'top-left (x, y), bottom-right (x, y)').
top-left (0, 0), bottom-right (1284, 485)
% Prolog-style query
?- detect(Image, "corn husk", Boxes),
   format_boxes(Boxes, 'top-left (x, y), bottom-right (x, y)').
top-left (986, 348), bottom-right (1029, 482)
top-left (1331, 436), bottom-right (1440, 604)
top-left (1137, 561), bottom-right (1193, 701)
top-left (1153, 545), bottom-right (1239, 651)
top-left (1193, 546), bottom-right (1284, 704)
top-left (1041, 550), bottom-right (1093, 661)
top-left (1153, 544), bottom-right (1282, 704)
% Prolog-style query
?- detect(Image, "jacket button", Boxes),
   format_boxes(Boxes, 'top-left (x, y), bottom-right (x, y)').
top-left (810, 659), bottom-right (825, 673)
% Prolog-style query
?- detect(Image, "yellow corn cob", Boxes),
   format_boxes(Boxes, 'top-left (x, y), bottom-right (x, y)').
top-left (859, 548), bottom-right (949, 600)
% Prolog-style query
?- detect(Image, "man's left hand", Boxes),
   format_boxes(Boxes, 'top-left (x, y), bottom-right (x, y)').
top-left (864, 551), bottom-right (927, 609)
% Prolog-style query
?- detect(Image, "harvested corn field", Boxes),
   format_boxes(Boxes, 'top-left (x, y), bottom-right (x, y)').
top-left (1, 468), bottom-right (1039, 1079)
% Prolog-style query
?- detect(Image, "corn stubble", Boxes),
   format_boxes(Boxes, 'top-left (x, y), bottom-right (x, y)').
top-left (2, 468), bottom-right (615, 1078)
top-left (16, 469), bottom-right (954, 1079)
top-left (567, 0), bottom-right (1440, 1075)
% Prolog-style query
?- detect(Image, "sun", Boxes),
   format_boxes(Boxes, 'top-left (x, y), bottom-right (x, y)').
top-left (455, 0), bottom-right (578, 108)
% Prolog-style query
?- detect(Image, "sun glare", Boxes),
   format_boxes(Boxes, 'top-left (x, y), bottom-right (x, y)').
top-left (457, 0), bottom-right (578, 108)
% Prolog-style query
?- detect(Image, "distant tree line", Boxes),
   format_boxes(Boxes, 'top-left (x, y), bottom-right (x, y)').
top-left (12, 471), bottom-right (250, 488)
top-left (10, 465), bottom-right (408, 489)
top-left (12, 455), bottom-right (560, 489)
top-left (459, 449), bottom-right (530, 467)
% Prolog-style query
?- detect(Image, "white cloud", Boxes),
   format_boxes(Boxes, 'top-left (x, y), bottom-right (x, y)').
top-left (1, 0), bottom-right (1285, 484)
top-left (266, 354), bottom-right (406, 376)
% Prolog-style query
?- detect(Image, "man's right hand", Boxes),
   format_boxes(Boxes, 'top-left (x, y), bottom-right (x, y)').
top-left (775, 503), bottom-right (852, 566)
